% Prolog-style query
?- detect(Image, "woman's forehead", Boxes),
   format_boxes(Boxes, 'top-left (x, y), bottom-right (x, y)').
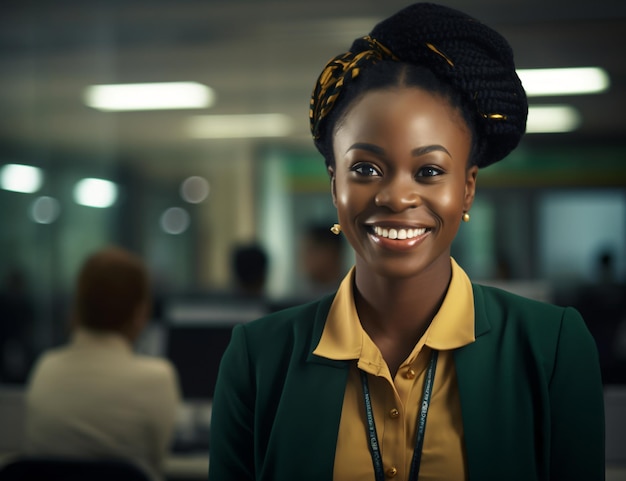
top-left (338, 88), bottom-right (468, 136)
top-left (332, 87), bottom-right (472, 164)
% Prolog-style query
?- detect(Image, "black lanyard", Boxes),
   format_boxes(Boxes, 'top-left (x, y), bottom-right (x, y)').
top-left (359, 350), bottom-right (439, 481)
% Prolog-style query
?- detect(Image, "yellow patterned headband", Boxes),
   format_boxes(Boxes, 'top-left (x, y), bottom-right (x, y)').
top-left (309, 36), bottom-right (398, 140)
top-left (308, 2), bottom-right (527, 168)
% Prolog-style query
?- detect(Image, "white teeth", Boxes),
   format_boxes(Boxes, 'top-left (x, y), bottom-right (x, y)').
top-left (373, 226), bottom-right (427, 239)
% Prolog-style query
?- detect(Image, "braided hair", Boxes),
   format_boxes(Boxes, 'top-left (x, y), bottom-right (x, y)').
top-left (309, 2), bottom-right (528, 169)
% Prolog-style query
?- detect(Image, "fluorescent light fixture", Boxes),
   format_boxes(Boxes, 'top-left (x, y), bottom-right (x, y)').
top-left (526, 105), bottom-right (582, 133)
top-left (83, 82), bottom-right (215, 111)
top-left (73, 178), bottom-right (118, 208)
top-left (186, 114), bottom-right (293, 139)
top-left (0, 164), bottom-right (43, 193)
top-left (517, 67), bottom-right (610, 97)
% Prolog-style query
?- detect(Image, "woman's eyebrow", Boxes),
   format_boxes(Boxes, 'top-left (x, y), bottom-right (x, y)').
top-left (412, 145), bottom-right (451, 158)
top-left (346, 143), bottom-right (386, 156)
top-left (346, 143), bottom-right (451, 158)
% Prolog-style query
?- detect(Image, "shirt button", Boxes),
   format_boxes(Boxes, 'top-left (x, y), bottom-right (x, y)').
top-left (406, 368), bottom-right (416, 379)
top-left (386, 467), bottom-right (398, 478)
top-left (389, 408), bottom-right (399, 418)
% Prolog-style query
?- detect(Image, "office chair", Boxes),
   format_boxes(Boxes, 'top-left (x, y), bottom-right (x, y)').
top-left (0, 456), bottom-right (152, 481)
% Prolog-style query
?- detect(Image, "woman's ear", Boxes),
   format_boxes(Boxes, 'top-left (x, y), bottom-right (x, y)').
top-left (463, 165), bottom-right (479, 212)
top-left (328, 166), bottom-right (338, 207)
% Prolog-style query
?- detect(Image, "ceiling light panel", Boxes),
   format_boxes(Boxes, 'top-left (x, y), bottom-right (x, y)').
top-left (0, 164), bottom-right (43, 193)
top-left (518, 67), bottom-right (610, 97)
top-left (526, 105), bottom-right (582, 133)
top-left (84, 82), bottom-right (215, 111)
top-left (186, 114), bottom-right (293, 139)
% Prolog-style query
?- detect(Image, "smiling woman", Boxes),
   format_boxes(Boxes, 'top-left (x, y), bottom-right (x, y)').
top-left (208, 3), bottom-right (605, 481)
top-left (330, 85), bottom-right (476, 296)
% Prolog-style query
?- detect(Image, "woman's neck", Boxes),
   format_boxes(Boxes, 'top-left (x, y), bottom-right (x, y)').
top-left (353, 258), bottom-right (452, 374)
top-left (355, 259), bottom-right (451, 331)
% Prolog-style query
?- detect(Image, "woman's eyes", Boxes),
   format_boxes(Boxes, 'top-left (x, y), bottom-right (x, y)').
top-left (350, 163), bottom-right (444, 178)
top-left (416, 166), bottom-right (444, 178)
top-left (351, 163), bottom-right (381, 177)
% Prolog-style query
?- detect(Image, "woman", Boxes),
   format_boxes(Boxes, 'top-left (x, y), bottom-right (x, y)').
top-left (208, 3), bottom-right (605, 480)
top-left (24, 246), bottom-right (180, 481)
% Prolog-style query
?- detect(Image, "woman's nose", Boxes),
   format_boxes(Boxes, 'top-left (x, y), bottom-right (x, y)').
top-left (374, 175), bottom-right (421, 211)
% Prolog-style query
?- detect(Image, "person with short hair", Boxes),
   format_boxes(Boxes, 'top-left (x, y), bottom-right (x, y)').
top-left (232, 243), bottom-right (269, 298)
top-left (300, 223), bottom-right (346, 295)
top-left (208, 4), bottom-right (605, 480)
top-left (24, 246), bottom-right (180, 481)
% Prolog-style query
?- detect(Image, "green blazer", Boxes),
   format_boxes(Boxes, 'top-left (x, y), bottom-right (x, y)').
top-left (208, 283), bottom-right (605, 481)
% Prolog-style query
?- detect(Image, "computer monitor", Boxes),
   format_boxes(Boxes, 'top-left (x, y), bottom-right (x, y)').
top-left (163, 295), bottom-right (267, 401)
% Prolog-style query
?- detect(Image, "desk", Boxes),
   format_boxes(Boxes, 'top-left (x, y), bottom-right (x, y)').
top-left (608, 466), bottom-right (626, 481)
top-left (165, 453), bottom-right (208, 481)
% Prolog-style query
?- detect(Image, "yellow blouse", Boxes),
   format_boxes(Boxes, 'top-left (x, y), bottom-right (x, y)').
top-left (313, 258), bottom-right (476, 481)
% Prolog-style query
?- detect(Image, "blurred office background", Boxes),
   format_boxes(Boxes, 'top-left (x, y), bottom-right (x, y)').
top-left (1, 0), bottom-right (626, 476)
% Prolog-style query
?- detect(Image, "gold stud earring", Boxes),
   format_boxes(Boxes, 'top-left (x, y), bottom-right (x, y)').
top-left (330, 223), bottom-right (341, 235)
top-left (462, 212), bottom-right (470, 222)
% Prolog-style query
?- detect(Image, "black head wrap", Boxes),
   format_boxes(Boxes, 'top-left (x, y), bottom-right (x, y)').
top-left (309, 2), bottom-right (528, 168)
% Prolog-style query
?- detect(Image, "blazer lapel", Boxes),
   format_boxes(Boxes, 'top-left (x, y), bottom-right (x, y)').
top-left (454, 284), bottom-right (543, 481)
top-left (454, 284), bottom-right (496, 480)
top-left (263, 295), bottom-right (350, 480)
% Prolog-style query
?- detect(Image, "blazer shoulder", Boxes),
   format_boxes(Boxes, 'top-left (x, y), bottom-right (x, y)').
top-left (238, 294), bottom-right (335, 345)
top-left (471, 282), bottom-right (588, 345)
top-left (473, 282), bottom-right (568, 322)
top-left (471, 282), bottom-right (597, 359)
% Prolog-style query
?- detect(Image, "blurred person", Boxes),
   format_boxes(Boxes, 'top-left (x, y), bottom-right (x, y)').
top-left (231, 243), bottom-right (269, 299)
top-left (23, 246), bottom-right (180, 481)
top-left (300, 223), bottom-right (346, 296)
top-left (494, 251), bottom-right (513, 280)
top-left (208, 3), bottom-right (605, 481)
top-left (573, 248), bottom-right (626, 384)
